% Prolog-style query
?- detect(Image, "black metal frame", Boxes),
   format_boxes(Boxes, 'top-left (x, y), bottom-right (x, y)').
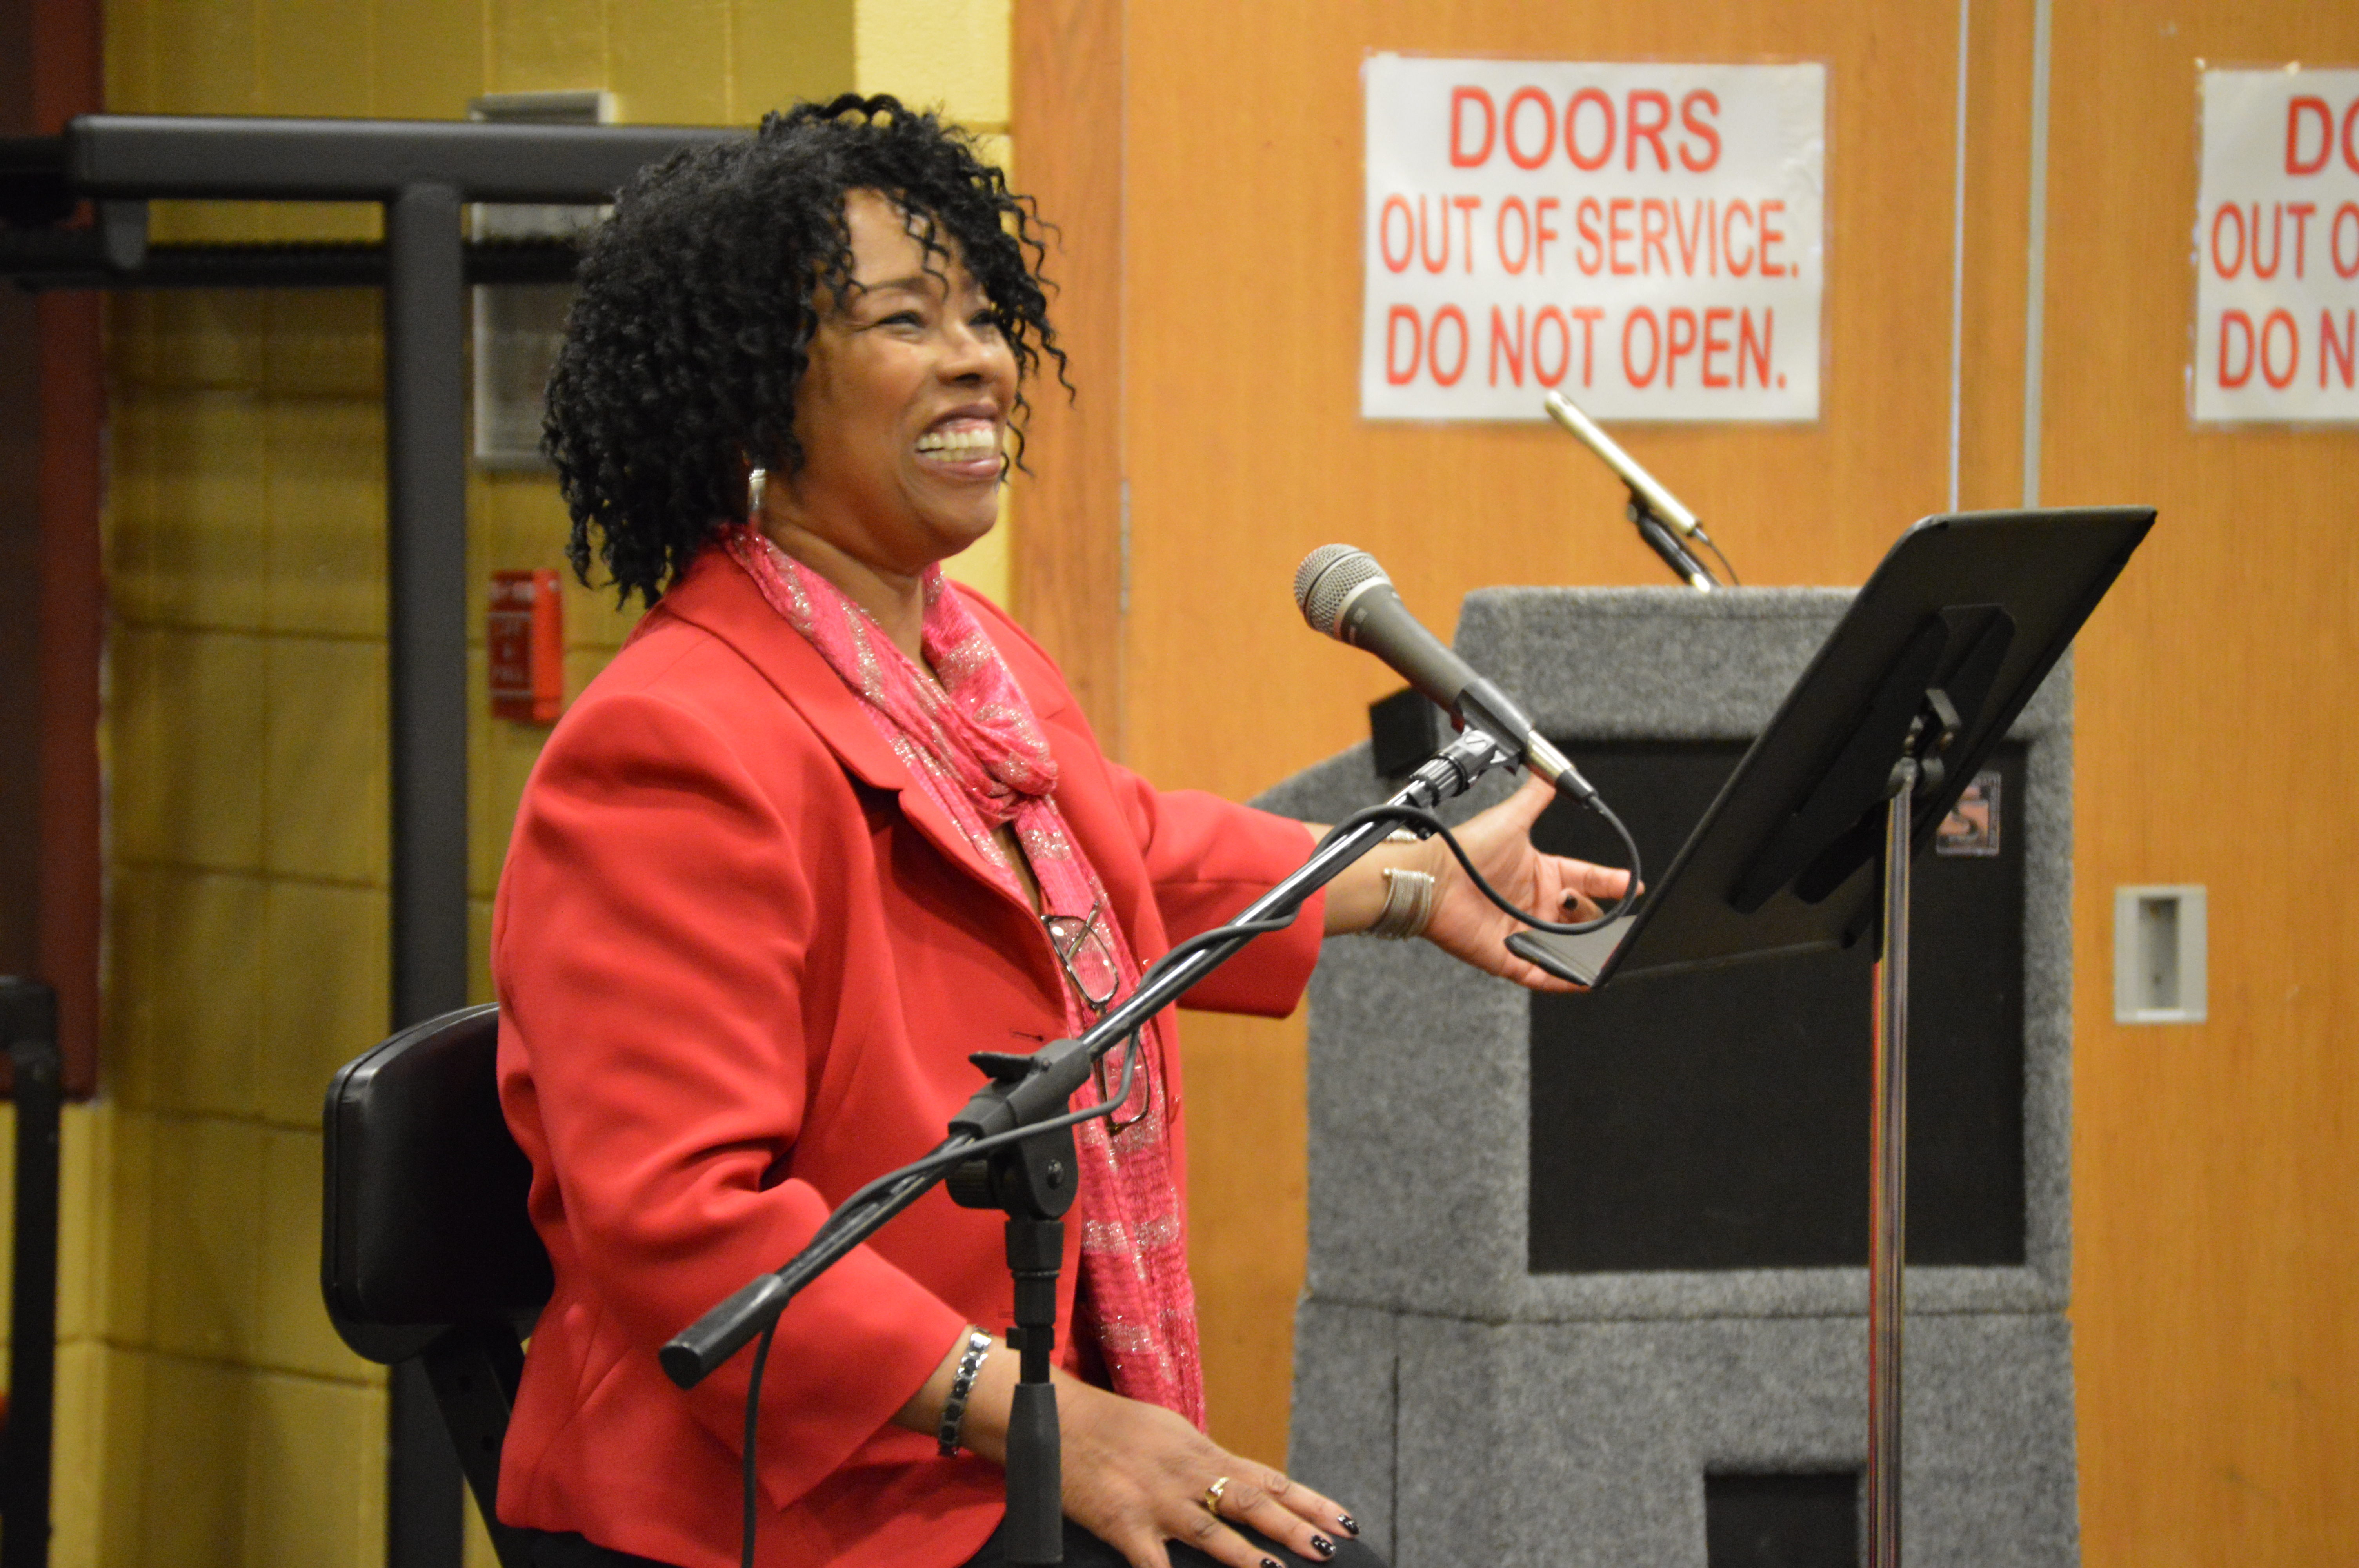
top-left (1, 112), bottom-right (742, 1568)
top-left (0, 980), bottom-right (59, 1568)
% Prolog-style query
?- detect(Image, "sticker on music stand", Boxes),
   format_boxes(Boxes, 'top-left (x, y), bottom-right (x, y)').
top-left (1935, 769), bottom-right (2001, 857)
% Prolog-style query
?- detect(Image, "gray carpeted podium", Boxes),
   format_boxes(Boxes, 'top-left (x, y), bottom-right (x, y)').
top-left (1258, 588), bottom-right (2077, 1568)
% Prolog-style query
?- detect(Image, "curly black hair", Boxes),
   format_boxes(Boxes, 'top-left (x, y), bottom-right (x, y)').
top-left (543, 94), bottom-right (1064, 607)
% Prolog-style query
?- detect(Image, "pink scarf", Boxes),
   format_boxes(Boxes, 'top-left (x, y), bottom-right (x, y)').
top-left (722, 524), bottom-right (1207, 1428)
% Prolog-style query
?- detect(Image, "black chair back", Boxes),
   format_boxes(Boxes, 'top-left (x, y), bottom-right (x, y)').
top-left (322, 1003), bottom-right (552, 1565)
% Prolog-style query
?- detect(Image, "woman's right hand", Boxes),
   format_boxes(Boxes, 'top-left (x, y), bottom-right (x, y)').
top-left (1053, 1376), bottom-right (1354, 1568)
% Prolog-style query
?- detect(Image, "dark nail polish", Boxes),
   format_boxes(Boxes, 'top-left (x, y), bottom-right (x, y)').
top-left (1310, 1535), bottom-right (1337, 1559)
top-left (1261, 1559), bottom-right (1281, 1568)
top-left (1337, 1512), bottom-right (1360, 1537)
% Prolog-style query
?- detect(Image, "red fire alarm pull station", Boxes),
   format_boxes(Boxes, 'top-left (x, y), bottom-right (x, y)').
top-left (489, 570), bottom-right (564, 723)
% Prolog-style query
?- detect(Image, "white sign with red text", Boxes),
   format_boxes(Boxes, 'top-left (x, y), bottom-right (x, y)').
top-left (2193, 68), bottom-right (2359, 423)
top-left (1361, 55), bottom-right (1824, 423)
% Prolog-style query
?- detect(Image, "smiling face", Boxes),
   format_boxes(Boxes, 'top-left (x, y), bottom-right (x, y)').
top-left (764, 189), bottom-right (1018, 583)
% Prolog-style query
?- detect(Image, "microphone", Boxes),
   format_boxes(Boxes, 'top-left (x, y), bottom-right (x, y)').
top-left (1542, 389), bottom-right (1701, 537)
top-left (1294, 545), bottom-right (1598, 804)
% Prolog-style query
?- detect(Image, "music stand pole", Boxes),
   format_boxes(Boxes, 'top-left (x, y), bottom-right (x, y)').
top-left (1867, 755), bottom-right (1918, 1568)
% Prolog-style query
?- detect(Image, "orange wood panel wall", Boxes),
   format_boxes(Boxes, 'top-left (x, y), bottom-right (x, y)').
top-left (1011, 0), bottom-right (2359, 1551)
top-left (1101, 1), bottom-right (2040, 1471)
top-left (2044, 6), bottom-right (2359, 1563)
top-left (1010, 0), bottom-right (1125, 754)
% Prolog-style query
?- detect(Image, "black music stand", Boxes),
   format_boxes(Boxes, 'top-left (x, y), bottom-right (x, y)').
top-left (1507, 505), bottom-right (2153, 1568)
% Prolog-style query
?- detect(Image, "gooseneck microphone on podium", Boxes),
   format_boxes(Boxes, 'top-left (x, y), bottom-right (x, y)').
top-left (1543, 388), bottom-right (1731, 591)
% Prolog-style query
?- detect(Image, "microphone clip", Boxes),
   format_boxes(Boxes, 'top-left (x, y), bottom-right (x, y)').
top-left (1399, 728), bottom-right (1517, 813)
top-left (1627, 489), bottom-right (1722, 592)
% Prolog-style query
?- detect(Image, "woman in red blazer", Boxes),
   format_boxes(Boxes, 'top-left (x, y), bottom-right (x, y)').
top-left (495, 99), bottom-right (1627, 1568)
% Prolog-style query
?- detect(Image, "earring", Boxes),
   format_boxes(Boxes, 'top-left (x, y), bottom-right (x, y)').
top-left (746, 466), bottom-right (767, 519)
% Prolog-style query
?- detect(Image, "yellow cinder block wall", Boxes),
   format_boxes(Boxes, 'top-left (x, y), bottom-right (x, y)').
top-left (55, 2), bottom-right (1012, 1564)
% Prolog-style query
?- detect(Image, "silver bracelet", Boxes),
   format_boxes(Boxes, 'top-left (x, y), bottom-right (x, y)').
top-left (936, 1329), bottom-right (994, 1456)
top-left (1365, 867), bottom-right (1436, 940)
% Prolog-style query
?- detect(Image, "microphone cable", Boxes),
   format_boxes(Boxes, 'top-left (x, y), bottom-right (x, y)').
top-left (1311, 797), bottom-right (1643, 938)
top-left (1692, 526), bottom-right (1742, 587)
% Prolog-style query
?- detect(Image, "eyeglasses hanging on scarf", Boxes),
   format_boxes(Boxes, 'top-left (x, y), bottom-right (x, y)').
top-left (1043, 901), bottom-right (1150, 1133)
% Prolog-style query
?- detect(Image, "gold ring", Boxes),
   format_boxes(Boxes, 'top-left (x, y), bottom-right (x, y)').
top-left (1201, 1476), bottom-right (1232, 1519)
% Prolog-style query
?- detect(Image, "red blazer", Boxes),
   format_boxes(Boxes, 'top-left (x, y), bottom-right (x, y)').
top-left (492, 548), bottom-right (1326, 1568)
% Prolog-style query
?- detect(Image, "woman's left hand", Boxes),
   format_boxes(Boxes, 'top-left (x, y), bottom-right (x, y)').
top-left (1408, 771), bottom-right (1633, 991)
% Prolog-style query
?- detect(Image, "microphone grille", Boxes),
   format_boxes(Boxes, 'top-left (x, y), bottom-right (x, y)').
top-left (1294, 544), bottom-right (1388, 636)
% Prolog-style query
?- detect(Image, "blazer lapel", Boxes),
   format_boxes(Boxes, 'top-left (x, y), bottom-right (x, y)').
top-left (652, 550), bottom-right (1019, 899)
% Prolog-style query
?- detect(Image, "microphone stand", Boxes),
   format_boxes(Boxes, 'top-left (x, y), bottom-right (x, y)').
top-left (661, 726), bottom-right (1520, 1566)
